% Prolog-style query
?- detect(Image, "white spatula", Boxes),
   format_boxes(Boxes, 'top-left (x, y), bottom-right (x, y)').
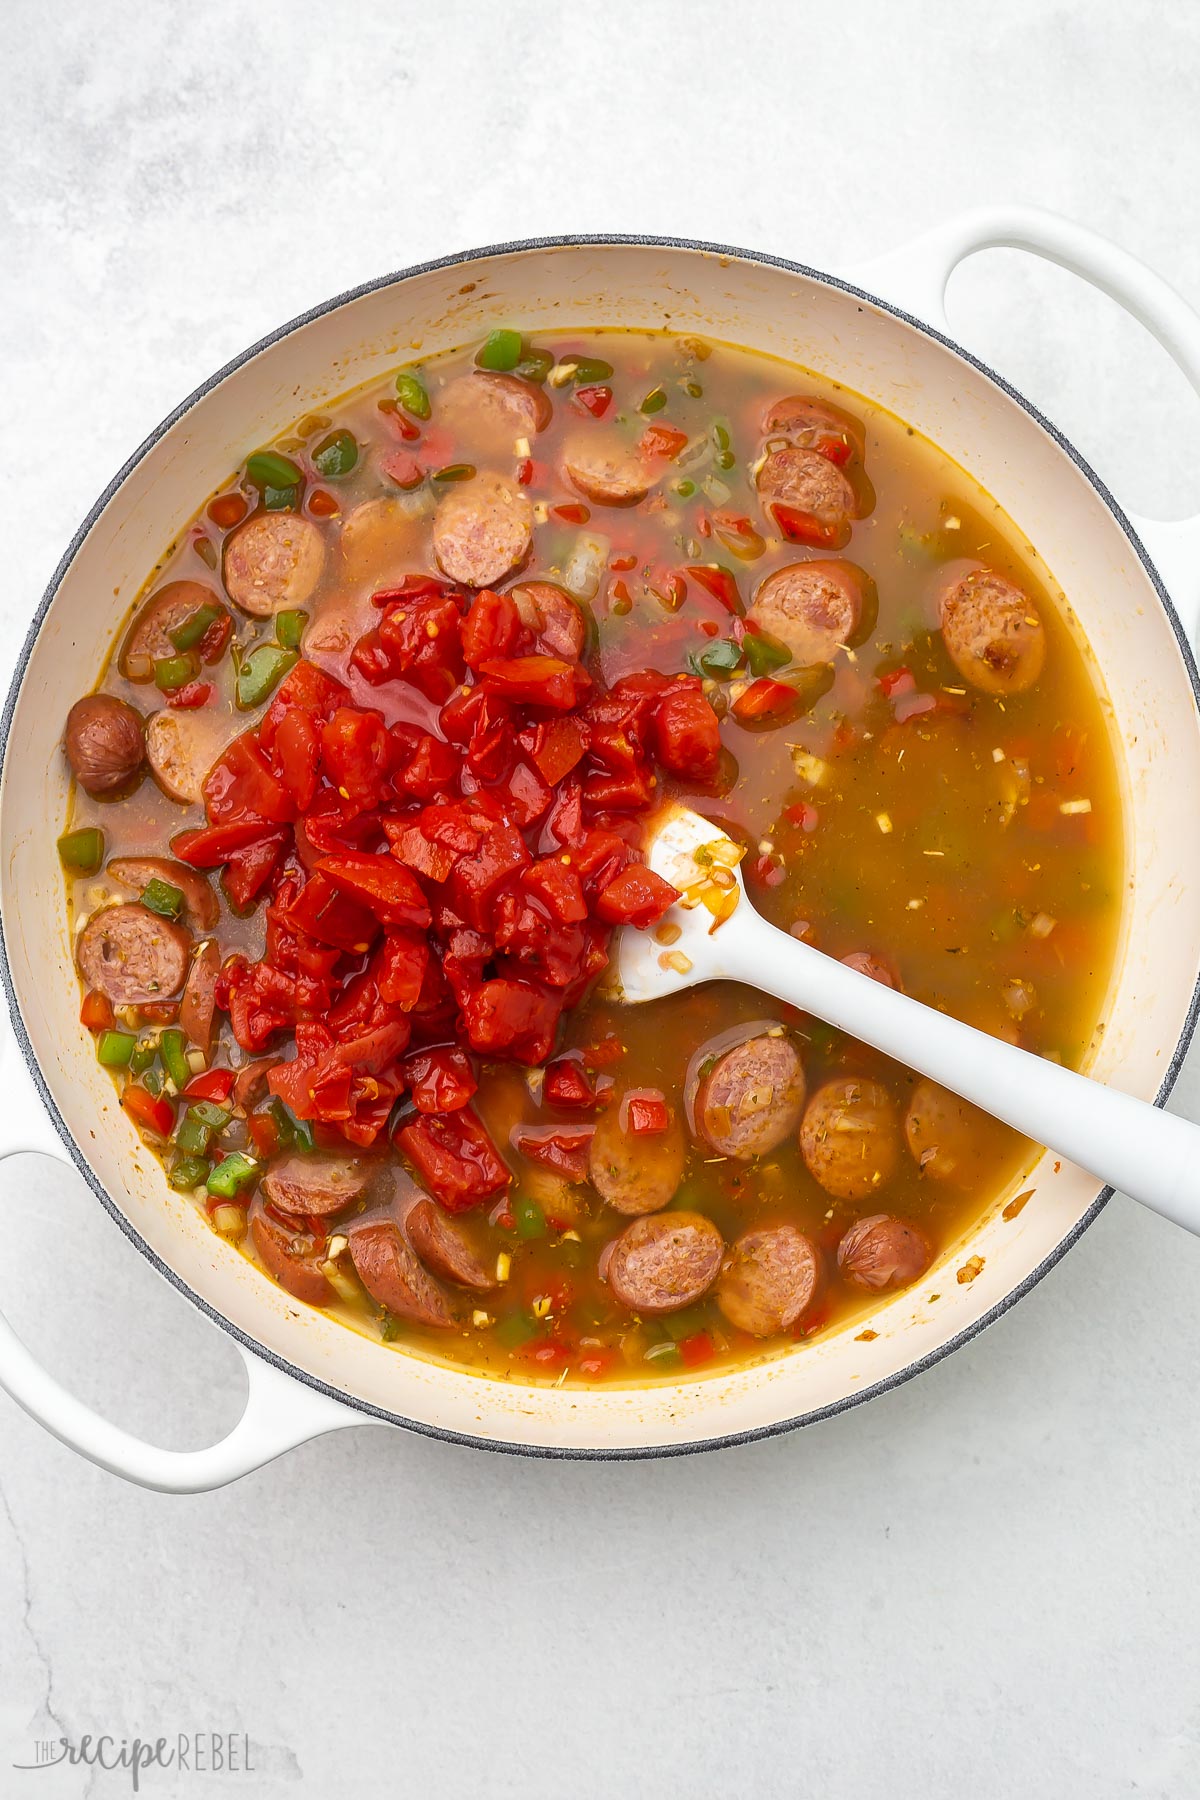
top-left (616, 803), bottom-right (1200, 1234)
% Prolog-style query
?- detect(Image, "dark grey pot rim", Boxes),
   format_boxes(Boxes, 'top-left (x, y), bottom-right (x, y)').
top-left (3, 232), bottom-right (1198, 1465)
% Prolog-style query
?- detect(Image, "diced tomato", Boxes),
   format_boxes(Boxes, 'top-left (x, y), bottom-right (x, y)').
top-left (512, 1123), bottom-right (595, 1181)
top-left (448, 825), bottom-right (529, 931)
top-left (639, 424), bottom-right (689, 460)
top-left (573, 384), bottom-right (612, 418)
top-left (461, 978), bottom-right (561, 1064)
top-left (80, 989), bottom-right (114, 1032)
top-left (182, 1067), bottom-right (236, 1102)
top-left (395, 1106), bottom-right (509, 1213)
top-left (222, 831), bottom-right (288, 910)
top-left (544, 1054), bottom-right (609, 1110)
top-left (385, 820), bottom-right (457, 884)
top-left (283, 870), bottom-right (380, 953)
top-left (320, 707), bottom-right (391, 809)
top-left (784, 800), bottom-right (819, 832)
top-left (595, 864), bottom-right (679, 929)
top-left (609, 553), bottom-right (637, 573)
top-left (461, 589), bottom-right (521, 668)
top-left (684, 563), bottom-right (743, 615)
top-left (172, 819), bottom-right (280, 868)
top-left (122, 1084), bottom-right (175, 1140)
top-left (208, 493), bottom-right (247, 529)
top-left (731, 677), bottom-right (799, 724)
top-left (583, 1033), bottom-right (624, 1068)
top-left (316, 853), bottom-right (430, 928)
top-left (653, 683), bottom-right (721, 780)
top-left (375, 929), bottom-right (430, 1010)
top-left (259, 661), bottom-right (350, 751)
top-left (524, 857), bottom-right (587, 924)
top-left (622, 1089), bottom-right (669, 1135)
top-left (401, 1044), bottom-right (477, 1113)
top-left (273, 706), bottom-right (321, 810)
top-left (479, 655), bottom-right (591, 712)
top-left (307, 488), bottom-right (340, 517)
top-left (137, 1001), bottom-right (179, 1026)
top-left (204, 733), bottom-right (295, 827)
top-left (521, 715), bottom-right (588, 786)
top-left (355, 588), bottom-right (464, 703)
top-left (167, 680), bottom-right (215, 709)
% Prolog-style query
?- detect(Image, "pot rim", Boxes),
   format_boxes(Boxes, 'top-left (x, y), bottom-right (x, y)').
top-left (4, 231), bottom-right (1198, 1461)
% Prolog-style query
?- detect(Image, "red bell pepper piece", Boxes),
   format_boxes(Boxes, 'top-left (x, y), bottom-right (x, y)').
top-left (573, 384), bottom-right (612, 418)
top-left (622, 1088), bottom-right (670, 1135)
top-left (730, 677), bottom-right (800, 724)
top-left (167, 680), bottom-right (215, 709)
top-left (544, 1054), bottom-right (609, 1110)
top-left (639, 424), bottom-right (689, 460)
top-left (679, 1331), bottom-right (715, 1369)
top-left (511, 1123), bottom-right (595, 1182)
top-left (122, 1084), bottom-right (176, 1140)
top-left (684, 563), bottom-right (743, 615)
top-left (182, 1067), bottom-right (237, 1103)
top-left (80, 989), bottom-right (114, 1032)
top-left (771, 501), bottom-right (849, 550)
top-left (395, 1106), bottom-right (509, 1213)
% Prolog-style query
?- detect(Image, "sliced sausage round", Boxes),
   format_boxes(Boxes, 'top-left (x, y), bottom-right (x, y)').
top-left (588, 1099), bottom-right (686, 1216)
top-left (509, 580), bottom-right (589, 660)
top-left (340, 496), bottom-right (428, 583)
top-left (749, 560), bottom-right (870, 665)
top-left (837, 1214), bottom-right (931, 1291)
top-left (432, 471), bottom-right (533, 587)
top-left (939, 569), bottom-right (1046, 696)
top-left (841, 951), bottom-right (898, 989)
top-left (439, 371), bottom-right (552, 448)
top-left (223, 512), bottom-right (326, 616)
top-left (800, 1076), bottom-right (901, 1201)
top-left (145, 708), bottom-right (229, 805)
top-left (64, 695), bottom-right (144, 796)
top-left (119, 580), bottom-right (220, 682)
top-left (348, 1218), bottom-right (454, 1328)
top-left (693, 1032), bottom-right (806, 1161)
top-left (757, 446), bottom-right (856, 544)
top-left (762, 394), bottom-right (866, 465)
top-left (562, 434), bottom-right (651, 507)
top-left (77, 902), bottom-right (191, 1007)
top-left (904, 1078), bottom-right (986, 1182)
top-left (107, 856), bottom-right (219, 930)
top-left (406, 1196), bottom-right (496, 1291)
top-left (250, 1205), bottom-right (333, 1307)
top-left (606, 1211), bottom-right (724, 1315)
top-left (262, 1152), bottom-right (370, 1219)
top-left (716, 1224), bottom-right (821, 1336)
top-left (179, 939), bottom-right (220, 1057)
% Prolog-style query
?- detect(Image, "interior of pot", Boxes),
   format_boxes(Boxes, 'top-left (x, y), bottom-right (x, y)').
top-left (3, 239), bottom-right (1198, 1452)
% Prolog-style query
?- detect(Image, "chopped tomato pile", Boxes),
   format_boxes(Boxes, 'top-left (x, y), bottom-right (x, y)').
top-left (171, 575), bottom-right (718, 1205)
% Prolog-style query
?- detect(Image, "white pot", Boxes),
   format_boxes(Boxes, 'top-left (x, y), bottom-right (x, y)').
top-left (3, 207), bottom-right (1199, 1490)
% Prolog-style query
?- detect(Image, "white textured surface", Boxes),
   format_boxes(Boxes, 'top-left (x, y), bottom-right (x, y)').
top-left (3, 3), bottom-right (1200, 1795)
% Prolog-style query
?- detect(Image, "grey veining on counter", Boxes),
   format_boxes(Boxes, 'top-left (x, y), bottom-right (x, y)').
top-left (2, 1), bottom-right (1200, 1795)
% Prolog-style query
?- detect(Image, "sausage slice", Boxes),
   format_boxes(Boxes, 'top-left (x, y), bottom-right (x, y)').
top-left (64, 695), bottom-right (144, 796)
top-left (223, 512), bottom-right (326, 616)
top-left (145, 708), bottom-right (230, 805)
top-left (77, 903), bottom-right (191, 1007)
top-left (432, 471), bottom-right (533, 587)
top-left (262, 1152), bottom-right (370, 1219)
top-left (840, 951), bottom-right (898, 989)
top-left (800, 1077), bottom-right (901, 1201)
top-left (562, 434), bottom-right (651, 507)
top-left (509, 581), bottom-right (589, 660)
top-left (693, 1033), bottom-right (806, 1161)
top-left (107, 856), bottom-right (219, 930)
top-left (756, 446), bottom-right (856, 545)
top-left (837, 1214), bottom-right (931, 1291)
top-left (716, 1224), bottom-right (821, 1336)
top-left (348, 1218), bottom-right (454, 1327)
top-left (606, 1211), bottom-right (724, 1315)
top-left (749, 560), bottom-right (870, 665)
top-left (904, 1078), bottom-right (986, 1182)
top-left (439, 371), bottom-right (553, 448)
top-left (179, 939), bottom-right (220, 1056)
top-left (340, 497), bottom-right (428, 583)
top-left (406, 1196), bottom-right (496, 1291)
top-left (939, 569), bottom-right (1046, 695)
top-left (250, 1205), bottom-right (333, 1307)
top-left (588, 1098), bottom-right (686, 1216)
top-left (119, 580), bottom-right (220, 682)
top-left (762, 395), bottom-right (867, 465)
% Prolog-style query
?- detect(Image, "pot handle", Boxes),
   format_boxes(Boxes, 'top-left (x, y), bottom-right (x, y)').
top-left (0, 1031), bottom-right (360, 1492)
top-left (850, 205), bottom-right (1200, 640)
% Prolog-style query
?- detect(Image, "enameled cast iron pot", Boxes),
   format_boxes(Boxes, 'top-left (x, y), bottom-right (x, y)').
top-left (3, 207), bottom-right (1200, 1490)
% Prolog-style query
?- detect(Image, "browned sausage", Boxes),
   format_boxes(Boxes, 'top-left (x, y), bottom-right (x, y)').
top-left (107, 856), bottom-right (219, 930)
top-left (432, 471), bottom-right (533, 587)
top-left (837, 1214), bottom-right (931, 1291)
top-left (939, 568), bottom-right (1046, 695)
top-left (348, 1218), bottom-right (454, 1327)
top-left (223, 512), bottom-right (326, 616)
top-left (64, 695), bottom-right (144, 795)
top-left (76, 903), bottom-right (191, 1007)
top-left (749, 560), bottom-right (871, 665)
top-left (119, 581), bottom-right (220, 682)
top-left (262, 1152), bottom-right (370, 1219)
top-left (716, 1224), bottom-right (821, 1335)
top-left (693, 1032), bottom-right (806, 1161)
top-left (756, 446), bottom-right (856, 545)
top-left (840, 951), bottom-right (898, 989)
top-left (179, 940), bottom-right (220, 1056)
top-left (233, 1056), bottom-right (276, 1108)
top-left (509, 581), bottom-right (589, 660)
top-left (763, 394), bottom-right (867, 465)
top-left (406, 1196), bottom-right (496, 1291)
top-left (250, 1205), bottom-right (333, 1306)
top-left (144, 708), bottom-right (231, 805)
top-left (800, 1077), bottom-right (901, 1201)
top-left (904, 1078), bottom-right (987, 1182)
top-left (588, 1098), bottom-right (686, 1216)
top-left (605, 1211), bottom-right (724, 1314)
top-left (439, 371), bottom-right (552, 448)
top-left (562, 434), bottom-right (651, 507)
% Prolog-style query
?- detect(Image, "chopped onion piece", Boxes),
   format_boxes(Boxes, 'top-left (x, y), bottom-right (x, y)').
top-left (561, 531), bottom-right (610, 601)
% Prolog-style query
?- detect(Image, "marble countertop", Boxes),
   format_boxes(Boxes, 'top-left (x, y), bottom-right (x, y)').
top-left (3, 2), bottom-right (1200, 1794)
